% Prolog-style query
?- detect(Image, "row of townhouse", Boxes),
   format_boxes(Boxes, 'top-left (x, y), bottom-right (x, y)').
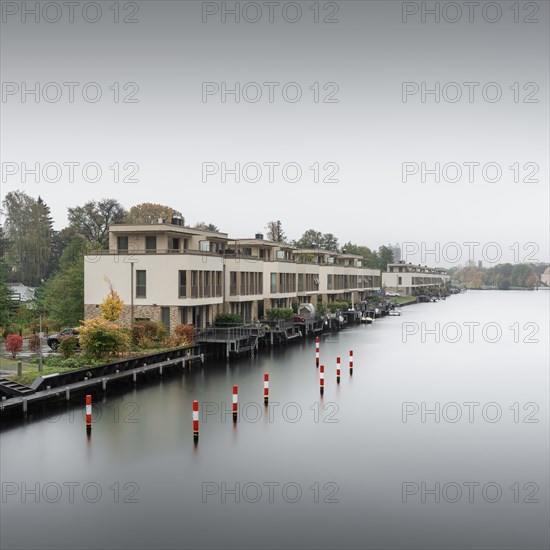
top-left (382, 262), bottom-right (450, 295)
top-left (84, 220), bottom-right (382, 332)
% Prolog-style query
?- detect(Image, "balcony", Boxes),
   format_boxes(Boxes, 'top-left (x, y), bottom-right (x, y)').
top-left (94, 248), bottom-right (224, 258)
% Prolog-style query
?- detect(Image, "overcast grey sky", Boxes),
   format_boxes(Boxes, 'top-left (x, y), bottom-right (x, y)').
top-left (1, 0), bottom-right (548, 267)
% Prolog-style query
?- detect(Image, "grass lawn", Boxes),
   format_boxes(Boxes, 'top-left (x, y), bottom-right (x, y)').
top-left (0, 356), bottom-right (37, 373)
top-left (10, 367), bottom-right (78, 387)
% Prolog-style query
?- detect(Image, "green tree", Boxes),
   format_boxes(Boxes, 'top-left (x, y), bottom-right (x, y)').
top-left (341, 242), bottom-right (378, 268)
top-left (321, 233), bottom-right (339, 252)
top-left (125, 203), bottom-right (183, 225)
top-left (2, 191), bottom-right (53, 286)
top-left (377, 245), bottom-right (394, 271)
top-left (194, 222), bottom-right (220, 232)
top-left (68, 199), bottom-right (126, 249)
top-left (294, 229), bottom-right (324, 249)
top-left (266, 220), bottom-right (286, 243)
top-left (37, 238), bottom-right (85, 327)
top-left (0, 260), bottom-right (13, 329)
top-left (46, 226), bottom-right (80, 278)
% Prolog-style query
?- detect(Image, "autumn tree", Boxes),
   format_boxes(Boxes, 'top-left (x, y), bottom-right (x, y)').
top-left (125, 203), bottom-right (184, 225)
top-left (68, 199), bottom-right (126, 249)
top-left (100, 278), bottom-right (124, 321)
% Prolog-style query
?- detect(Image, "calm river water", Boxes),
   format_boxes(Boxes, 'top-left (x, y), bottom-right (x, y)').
top-left (1, 291), bottom-right (548, 549)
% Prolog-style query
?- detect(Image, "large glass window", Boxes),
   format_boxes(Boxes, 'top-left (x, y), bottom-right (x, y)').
top-left (145, 236), bottom-right (157, 253)
top-left (178, 271), bottom-right (187, 298)
top-left (136, 270), bottom-right (146, 297)
top-left (117, 236), bottom-right (128, 252)
top-left (270, 273), bottom-right (277, 293)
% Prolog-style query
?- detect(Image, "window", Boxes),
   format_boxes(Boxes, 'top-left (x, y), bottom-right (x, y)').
top-left (398, 276), bottom-right (402, 285)
top-left (136, 270), bottom-right (146, 297)
top-left (298, 273), bottom-right (304, 292)
top-left (169, 237), bottom-right (180, 251)
top-left (270, 273), bottom-right (277, 293)
top-left (327, 274), bottom-right (333, 290)
top-left (178, 271), bottom-right (187, 298)
top-left (117, 236), bottom-right (128, 252)
top-left (199, 240), bottom-right (211, 252)
top-left (327, 257), bottom-right (334, 265)
top-left (276, 250), bottom-right (285, 260)
top-left (161, 307), bottom-right (170, 333)
top-left (145, 236), bottom-right (157, 253)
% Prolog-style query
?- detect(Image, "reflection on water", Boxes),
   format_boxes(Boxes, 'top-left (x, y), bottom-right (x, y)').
top-left (1, 291), bottom-right (548, 549)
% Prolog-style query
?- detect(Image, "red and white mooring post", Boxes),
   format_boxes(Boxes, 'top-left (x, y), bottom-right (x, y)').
top-left (320, 365), bottom-right (325, 395)
top-left (232, 385), bottom-right (238, 422)
top-left (315, 336), bottom-right (320, 368)
top-left (264, 373), bottom-right (269, 405)
top-left (85, 394), bottom-right (92, 430)
top-left (192, 400), bottom-right (199, 441)
top-left (336, 357), bottom-right (341, 384)
top-left (349, 350), bottom-right (354, 375)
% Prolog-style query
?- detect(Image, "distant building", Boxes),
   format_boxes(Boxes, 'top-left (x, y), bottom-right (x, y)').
top-left (391, 244), bottom-right (401, 263)
top-left (7, 283), bottom-right (36, 304)
top-left (382, 262), bottom-right (450, 296)
top-left (478, 260), bottom-right (482, 269)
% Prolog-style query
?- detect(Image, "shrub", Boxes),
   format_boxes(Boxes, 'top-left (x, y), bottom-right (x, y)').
top-left (325, 302), bottom-right (349, 313)
top-left (214, 313), bottom-right (243, 326)
top-left (265, 308), bottom-right (293, 321)
top-left (131, 323), bottom-right (147, 347)
top-left (134, 320), bottom-right (167, 344)
top-left (59, 335), bottom-right (79, 359)
top-left (78, 317), bottom-right (130, 360)
top-left (173, 324), bottom-right (195, 346)
top-left (28, 334), bottom-right (41, 354)
top-left (5, 334), bottom-right (23, 358)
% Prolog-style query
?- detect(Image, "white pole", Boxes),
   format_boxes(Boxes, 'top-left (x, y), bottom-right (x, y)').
top-left (38, 314), bottom-right (43, 373)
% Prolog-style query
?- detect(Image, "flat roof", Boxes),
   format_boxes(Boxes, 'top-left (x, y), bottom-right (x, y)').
top-left (110, 223), bottom-right (228, 238)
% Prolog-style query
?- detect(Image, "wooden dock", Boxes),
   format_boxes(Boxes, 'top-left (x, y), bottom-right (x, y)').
top-left (0, 349), bottom-right (204, 417)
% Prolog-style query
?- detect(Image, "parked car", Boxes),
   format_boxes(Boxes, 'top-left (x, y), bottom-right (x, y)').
top-left (47, 328), bottom-right (79, 351)
top-left (291, 314), bottom-right (306, 323)
top-left (385, 291), bottom-right (400, 297)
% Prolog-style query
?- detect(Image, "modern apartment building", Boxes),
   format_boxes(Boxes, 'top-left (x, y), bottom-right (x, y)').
top-left (84, 220), bottom-right (381, 332)
top-left (382, 262), bottom-right (449, 296)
